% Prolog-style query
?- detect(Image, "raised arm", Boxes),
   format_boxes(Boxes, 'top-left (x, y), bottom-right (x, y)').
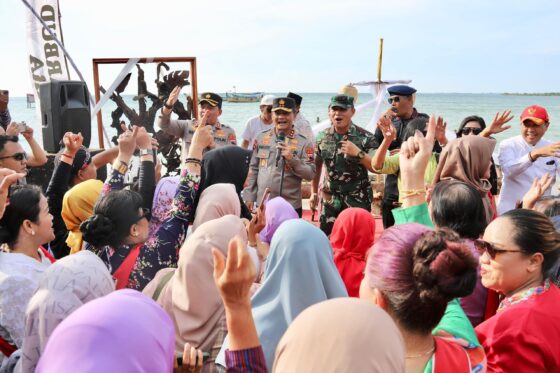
top-left (480, 110), bottom-right (513, 138)
top-left (101, 127), bottom-right (138, 197)
top-left (158, 86), bottom-right (186, 138)
top-left (135, 127), bottom-right (156, 210)
top-left (20, 126), bottom-right (47, 167)
top-left (371, 116), bottom-right (397, 172)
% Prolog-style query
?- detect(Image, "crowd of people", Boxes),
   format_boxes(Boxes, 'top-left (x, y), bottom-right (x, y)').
top-left (0, 85), bottom-right (559, 373)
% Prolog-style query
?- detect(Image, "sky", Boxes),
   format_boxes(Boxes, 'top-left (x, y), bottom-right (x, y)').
top-left (1, 0), bottom-right (560, 96)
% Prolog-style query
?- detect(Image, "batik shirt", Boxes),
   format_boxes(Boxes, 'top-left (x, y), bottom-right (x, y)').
top-left (86, 168), bottom-right (199, 290)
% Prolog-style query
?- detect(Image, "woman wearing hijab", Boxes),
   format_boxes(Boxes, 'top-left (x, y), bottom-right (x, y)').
top-left (329, 207), bottom-right (375, 297)
top-left (192, 184), bottom-right (241, 232)
top-left (36, 289), bottom-right (175, 373)
top-left (149, 176), bottom-right (180, 237)
top-left (257, 197), bottom-right (298, 245)
top-left (7, 251), bottom-right (114, 373)
top-left (144, 215), bottom-right (247, 372)
top-left (191, 145), bottom-right (253, 221)
top-left (217, 219), bottom-right (348, 371)
top-left (432, 135), bottom-right (496, 222)
top-left (273, 298), bottom-right (405, 372)
top-left (61, 179), bottom-right (103, 254)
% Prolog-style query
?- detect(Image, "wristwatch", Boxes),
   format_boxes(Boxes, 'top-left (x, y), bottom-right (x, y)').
top-left (139, 148), bottom-right (152, 156)
top-left (357, 150), bottom-right (365, 160)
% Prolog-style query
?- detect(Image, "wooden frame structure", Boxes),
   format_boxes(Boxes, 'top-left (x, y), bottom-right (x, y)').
top-left (92, 57), bottom-right (198, 148)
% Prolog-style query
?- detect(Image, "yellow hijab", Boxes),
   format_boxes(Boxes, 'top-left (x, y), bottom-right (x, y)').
top-left (62, 179), bottom-right (103, 254)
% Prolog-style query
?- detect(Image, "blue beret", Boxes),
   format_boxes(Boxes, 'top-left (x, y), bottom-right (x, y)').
top-left (387, 85), bottom-right (417, 96)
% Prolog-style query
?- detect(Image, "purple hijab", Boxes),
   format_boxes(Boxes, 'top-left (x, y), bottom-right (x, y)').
top-left (259, 197), bottom-right (299, 244)
top-left (36, 289), bottom-right (175, 373)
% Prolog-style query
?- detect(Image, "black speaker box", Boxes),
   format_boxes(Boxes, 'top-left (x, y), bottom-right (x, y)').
top-left (40, 80), bottom-right (91, 153)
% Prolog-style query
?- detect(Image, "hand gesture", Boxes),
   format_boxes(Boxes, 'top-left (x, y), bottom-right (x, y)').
top-left (340, 140), bottom-right (361, 157)
top-left (0, 169), bottom-right (25, 219)
top-left (117, 126), bottom-right (139, 158)
top-left (522, 172), bottom-right (554, 209)
top-left (166, 86), bottom-right (181, 107)
top-left (248, 205), bottom-right (266, 244)
top-left (533, 141), bottom-right (560, 159)
top-left (5, 122), bottom-right (19, 137)
top-left (399, 114), bottom-right (436, 185)
top-left (21, 126), bottom-right (34, 141)
top-left (309, 193), bottom-right (319, 212)
top-left (63, 132), bottom-right (83, 156)
top-left (196, 111), bottom-right (210, 128)
top-left (377, 115), bottom-right (397, 143)
top-left (435, 116), bottom-right (447, 145)
top-left (135, 126), bottom-right (152, 150)
top-left (278, 142), bottom-right (293, 161)
top-left (212, 236), bottom-right (257, 308)
top-left (190, 124), bottom-right (213, 153)
top-left (487, 110), bottom-right (513, 135)
top-left (173, 343), bottom-right (204, 373)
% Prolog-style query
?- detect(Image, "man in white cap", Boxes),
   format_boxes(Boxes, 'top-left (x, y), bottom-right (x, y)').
top-left (241, 94), bottom-right (276, 149)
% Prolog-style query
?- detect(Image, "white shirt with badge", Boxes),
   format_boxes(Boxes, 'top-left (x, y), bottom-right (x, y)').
top-left (497, 135), bottom-right (559, 215)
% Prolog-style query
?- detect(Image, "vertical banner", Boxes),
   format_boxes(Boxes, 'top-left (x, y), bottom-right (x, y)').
top-left (25, 0), bottom-right (71, 141)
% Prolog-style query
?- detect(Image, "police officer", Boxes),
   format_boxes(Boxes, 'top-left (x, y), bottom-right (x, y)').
top-left (158, 86), bottom-right (237, 166)
top-left (311, 94), bottom-right (377, 236)
top-left (245, 97), bottom-right (316, 217)
top-left (372, 85), bottom-right (429, 228)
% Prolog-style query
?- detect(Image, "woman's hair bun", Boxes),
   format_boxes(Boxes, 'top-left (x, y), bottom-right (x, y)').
top-left (412, 228), bottom-right (477, 303)
top-left (80, 214), bottom-right (116, 247)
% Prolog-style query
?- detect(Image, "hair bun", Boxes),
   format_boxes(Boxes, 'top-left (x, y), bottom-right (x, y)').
top-left (412, 229), bottom-right (477, 303)
top-left (80, 214), bottom-right (116, 247)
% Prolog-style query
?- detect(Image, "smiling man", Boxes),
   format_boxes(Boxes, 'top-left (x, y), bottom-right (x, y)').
top-left (245, 97), bottom-right (315, 216)
top-left (311, 94), bottom-right (377, 235)
top-left (497, 105), bottom-right (560, 215)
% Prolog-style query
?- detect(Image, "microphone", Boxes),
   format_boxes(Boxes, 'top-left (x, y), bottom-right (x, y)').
top-left (275, 132), bottom-right (286, 167)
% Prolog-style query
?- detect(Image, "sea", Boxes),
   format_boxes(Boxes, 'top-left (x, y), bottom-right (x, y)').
top-left (9, 93), bottom-right (559, 151)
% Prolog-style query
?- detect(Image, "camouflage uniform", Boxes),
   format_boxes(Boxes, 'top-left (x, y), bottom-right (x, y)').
top-left (316, 122), bottom-right (376, 235)
top-left (246, 128), bottom-right (315, 210)
top-left (158, 113), bottom-right (237, 166)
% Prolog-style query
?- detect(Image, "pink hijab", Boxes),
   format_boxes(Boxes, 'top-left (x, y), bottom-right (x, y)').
top-left (192, 184), bottom-right (241, 231)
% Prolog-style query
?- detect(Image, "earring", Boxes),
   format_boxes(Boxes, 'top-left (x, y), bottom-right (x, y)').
top-left (132, 232), bottom-right (139, 237)
top-left (31, 230), bottom-right (35, 236)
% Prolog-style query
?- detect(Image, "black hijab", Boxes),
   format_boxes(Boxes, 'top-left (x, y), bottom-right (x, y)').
top-left (190, 145), bottom-right (253, 221)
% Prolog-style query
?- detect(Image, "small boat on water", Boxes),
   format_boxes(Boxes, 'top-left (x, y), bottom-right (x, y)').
top-left (224, 86), bottom-right (264, 102)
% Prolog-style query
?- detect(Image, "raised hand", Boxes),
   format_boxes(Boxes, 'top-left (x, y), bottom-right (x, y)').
top-left (189, 124), bottom-right (213, 154)
top-left (166, 86), bottom-right (181, 108)
top-left (377, 115), bottom-right (397, 143)
top-left (399, 114), bottom-right (436, 190)
top-left (63, 132), bottom-right (84, 156)
top-left (117, 126), bottom-right (139, 159)
top-left (21, 125), bottom-right (35, 141)
top-left (483, 110), bottom-right (513, 137)
top-left (247, 205), bottom-right (266, 246)
top-left (522, 172), bottom-right (554, 209)
top-left (0, 169), bottom-right (25, 219)
top-left (435, 116), bottom-right (447, 145)
top-left (135, 126), bottom-right (152, 150)
top-left (212, 236), bottom-right (257, 308)
top-left (5, 122), bottom-right (19, 136)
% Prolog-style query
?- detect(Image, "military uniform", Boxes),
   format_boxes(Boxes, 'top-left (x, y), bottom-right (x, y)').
top-left (157, 92), bottom-right (237, 166)
top-left (316, 122), bottom-right (377, 235)
top-left (246, 128), bottom-right (315, 211)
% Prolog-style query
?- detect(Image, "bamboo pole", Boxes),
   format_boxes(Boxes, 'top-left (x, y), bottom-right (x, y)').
top-left (377, 38), bottom-right (384, 82)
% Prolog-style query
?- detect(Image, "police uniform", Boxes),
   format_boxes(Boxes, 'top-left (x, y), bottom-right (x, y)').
top-left (245, 97), bottom-right (316, 212)
top-left (316, 95), bottom-right (377, 235)
top-left (158, 92), bottom-right (237, 166)
top-left (371, 85), bottom-right (429, 228)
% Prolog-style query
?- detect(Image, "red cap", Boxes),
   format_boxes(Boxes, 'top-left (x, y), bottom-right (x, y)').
top-left (520, 105), bottom-right (549, 125)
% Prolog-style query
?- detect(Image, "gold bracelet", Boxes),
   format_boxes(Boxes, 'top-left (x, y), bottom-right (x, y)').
top-left (400, 189), bottom-right (426, 198)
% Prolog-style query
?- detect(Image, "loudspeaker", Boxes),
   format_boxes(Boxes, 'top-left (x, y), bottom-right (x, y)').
top-left (40, 80), bottom-right (91, 153)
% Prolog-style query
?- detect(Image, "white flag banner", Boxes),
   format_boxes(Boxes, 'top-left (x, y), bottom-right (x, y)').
top-left (25, 0), bottom-right (71, 111)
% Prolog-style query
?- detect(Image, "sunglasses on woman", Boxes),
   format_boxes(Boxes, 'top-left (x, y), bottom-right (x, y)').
top-left (0, 152), bottom-right (27, 162)
top-left (460, 127), bottom-right (483, 136)
top-left (474, 239), bottom-right (521, 259)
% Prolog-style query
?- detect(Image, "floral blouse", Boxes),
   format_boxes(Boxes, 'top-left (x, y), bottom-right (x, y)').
top-left (86, 168), bottom-right (199, 290)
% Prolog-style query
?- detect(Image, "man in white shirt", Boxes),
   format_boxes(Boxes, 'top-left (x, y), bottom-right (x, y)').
top-left (497, 105), bottom-right (560, 215)
top-left (287, 92), bottom-right (314, 143)
top-left (241, 94), bottom-right (276, 149)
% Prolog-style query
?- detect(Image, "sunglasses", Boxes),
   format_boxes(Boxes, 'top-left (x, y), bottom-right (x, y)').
top-left (135, 207), bottom-right (152, 223)
top-left (388, 96), bottom-right (401, 104)
top-left (461, 127), bottom-right (483, 136)
top-left (0, 152), bottom-right (27, 162)
top-left (474, 239), bottom-right (521, 259)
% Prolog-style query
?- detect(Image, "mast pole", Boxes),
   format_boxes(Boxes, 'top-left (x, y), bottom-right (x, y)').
top-left (377, 38), bottom-right (384, 83)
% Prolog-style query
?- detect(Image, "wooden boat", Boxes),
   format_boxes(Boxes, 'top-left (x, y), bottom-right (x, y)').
top-left (225, 91), bottom-right (264, 103)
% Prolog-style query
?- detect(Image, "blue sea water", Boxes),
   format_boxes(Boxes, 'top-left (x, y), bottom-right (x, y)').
top-left (7, 92), bottom-right (560, 150)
